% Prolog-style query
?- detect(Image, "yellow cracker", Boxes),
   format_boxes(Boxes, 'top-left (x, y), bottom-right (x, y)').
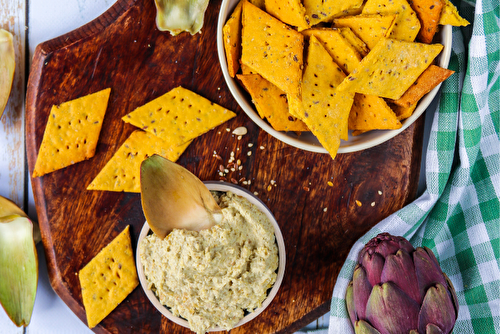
top-left (301, 36), bottom-right (354, 159)
top-left (240, 63), bottom-right (257, 75)
top-left (303, 0), bottom-right (364, 26)
top-left (79, 226), bottom-right (138, 328)
top-left (301, 28), bottom-right (363, 74)
top-left (348, 94), bottom-right (402, 130)
top-left (439, 0), bottom-right (469, 26)
top-left (33, 88), bottom-right (111, 178)
top-left (237, 74), bottom-right (308, 132)
top-left (391, 65), bottom-right (454, 107)
top-left (87, 130), bottom-right (190, 192)
top-left (362, 0), bottom-right (421, 42)
top-left (248, 0), bottom-right (265, 9)
top-left (223, 1), bottom-right (244, 78)
top-left (241, 1), bottom-right (304, 100)
top-left (333, 14), bottom-right (397, 50)
top-left (122, 86), bottom-right (236, 144)
top-left (338, 38), bottom-right (443, 100)
top-left (265, 0), bottom-right (310, 30)
top-left (337, 27), bottom-right (370, 57)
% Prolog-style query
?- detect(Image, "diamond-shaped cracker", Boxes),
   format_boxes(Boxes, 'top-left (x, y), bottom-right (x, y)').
top-left (79, 225), bottom-right (138, 328)
top-left (337, 27), bottom-right (370, 57)
top-left (87, 130), bottom-right (190, 192)
top-left (237, 74), bottom-right (309, 132)
top-left (389, 101), bottom-right (418, 121)
top-left (32, 88), bottom-right (111, 177)
top-left (301, 28), bottom-right (363, 74)
top-left (439, 0), bottom-right (469, 26)
top-left (332, 14), bottom-right (397, 50)
top-left (362, 0), bottom-right (421, 42)
top-left (408, 0), bottom-right (444, 43)
top-left (241, 1), bottom-right (304, 100)
top-left (300, 35), bottom-right (354, 159)
top-left (337, 38), bottom-right (443, 100)
top-left (122, 86), bottom-right (236, 144)
top-left (223, 0), bottom-right (244, 78)
top-left (303, 0), bottom-right (364, 26)
top-left (348, 94), bottom-right (402, 130)
top-left (265, 0), bottom-right (310, 30)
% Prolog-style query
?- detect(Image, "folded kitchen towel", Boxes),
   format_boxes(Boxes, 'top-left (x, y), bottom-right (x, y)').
top-left (328, 0), bottom-right (500, 333)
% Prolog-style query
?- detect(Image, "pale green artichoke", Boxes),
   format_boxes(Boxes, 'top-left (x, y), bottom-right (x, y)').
top-left (346, 233), bottom-right (459, 334)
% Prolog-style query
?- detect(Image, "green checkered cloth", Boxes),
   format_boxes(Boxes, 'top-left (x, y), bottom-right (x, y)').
top-left (328, 0), bottom-right (500, 333)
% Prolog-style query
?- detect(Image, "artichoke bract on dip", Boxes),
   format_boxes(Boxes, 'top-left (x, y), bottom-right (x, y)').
top-left (139, 191), bottom-right (279, 334)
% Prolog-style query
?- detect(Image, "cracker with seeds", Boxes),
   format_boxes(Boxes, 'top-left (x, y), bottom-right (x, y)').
top-left (408, 0), bottom-right (444, 43)
top-left (349, 94), bottom-right (402, 130)
top-left (122, 86), bottom-right (236, 144)
top-left (241, 1), bottom-right (304, 100)
top-left (303, 0), bottom-right (364, 27)
top-left (87, 130), bottom-right (190, 192)
top-left (332, 14), bottom-right (397, 50)
top-left (439, 0), bottom-right (469, 26)
top-left (301, 28), bottom-right (363, 74)
top-left (237, 74), bottom-right (309, 131)
top-left (338, 38), bottom-right (443, 100)
top-left (300, 35), bottom-right (354, 159)
top-left (223, 0), bottom-right (244, 78)
top-left (362, 0), bottom-right (421, 42)
top-left (79, 225), bottom-right (138, 328)
top-left (391, 64), bottom-right (454, 107)
top-left (265, 0), bottom-right (310, 30)
top-left (33, 88), bottom-right (111, 177)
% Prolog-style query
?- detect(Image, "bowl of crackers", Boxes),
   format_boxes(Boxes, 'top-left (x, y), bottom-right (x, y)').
top-left (217, 0), bottom-right (461, 158)
top-left (136, 181), bottom-right (286, 333)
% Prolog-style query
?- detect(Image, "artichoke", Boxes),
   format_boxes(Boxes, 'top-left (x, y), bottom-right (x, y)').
top-left (346, 233), bottom-right (459, 334)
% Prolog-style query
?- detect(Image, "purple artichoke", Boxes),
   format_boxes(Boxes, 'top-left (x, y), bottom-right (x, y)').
top-left (346, 233), bottom-right (459, 334)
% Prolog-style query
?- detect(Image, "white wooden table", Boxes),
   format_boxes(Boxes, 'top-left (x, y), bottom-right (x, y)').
top-left (0, 0), bottom-right (433, 332)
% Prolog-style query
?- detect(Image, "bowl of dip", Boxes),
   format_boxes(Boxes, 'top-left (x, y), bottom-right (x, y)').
top-left (136, 181), bottom-right (286, 333)
top-left (216, 0), bottom-right (452, 154)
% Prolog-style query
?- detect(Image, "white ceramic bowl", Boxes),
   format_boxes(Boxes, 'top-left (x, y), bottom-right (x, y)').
top-left (136, 181), bottom-right (286, 332)
top-left (216, 1), bottom-right (453, 153)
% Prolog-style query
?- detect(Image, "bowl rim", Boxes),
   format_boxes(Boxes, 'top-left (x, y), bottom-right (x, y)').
top-left (136, 181), bottom-right (286, 332)
top-left (216, 0), bottom-right (453, 154)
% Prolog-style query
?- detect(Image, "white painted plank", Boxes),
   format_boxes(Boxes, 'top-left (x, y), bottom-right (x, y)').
top-left (0, 0), bottom-right (27, 332)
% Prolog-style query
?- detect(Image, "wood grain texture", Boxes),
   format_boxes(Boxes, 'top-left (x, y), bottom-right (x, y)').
top-left (0, 0), bottom-right (26, 209)
top-left (25, 0), bottom-right (424, 333)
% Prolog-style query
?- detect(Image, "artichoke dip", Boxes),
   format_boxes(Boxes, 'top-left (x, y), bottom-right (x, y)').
top-left (139, 191), bottom-right (279, 334)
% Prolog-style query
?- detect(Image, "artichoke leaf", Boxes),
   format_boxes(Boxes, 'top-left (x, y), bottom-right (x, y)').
top-left (355, 320), bottom-right (382, 334)
top-left (0, 215), bottom-right (38, 327)
top-left (418, 283), bottom-right (456, 334)
top-left (0, 195), bottom-right (41, 244)
top-left (0, 29), bottom-right (15, 119)
top-left (154, 0), bottom-right (210, 36)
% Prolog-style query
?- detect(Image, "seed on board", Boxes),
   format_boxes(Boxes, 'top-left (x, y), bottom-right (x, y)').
top-left (323, 208), bottom-right (328, 212)
top-left (371, 202), bottom-right (376, 207)
top-left (232, 126), bottom-right (247, 136)
top-left (247, 151), bottom-right (252, 156)
top-left (378, 190), bottom-right (383, 195)
top-left (254, 191), bottom-right (259, 196)
top-left (267, 185), bottom-right (272, 191)
top-left (248, 143), bottom-right (254, 148)
top-left (327, 181), bottom-right (333, 187)
top-left (356, 200), bottom-right (362, 207)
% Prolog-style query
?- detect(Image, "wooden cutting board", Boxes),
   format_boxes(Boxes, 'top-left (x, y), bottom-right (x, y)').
top-left (26, 0), bottom-right (424, 332)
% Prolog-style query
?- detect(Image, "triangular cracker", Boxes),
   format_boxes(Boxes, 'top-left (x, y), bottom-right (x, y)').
top-left (408, 0), bottom-right (444, 43)
top-left (122, 86), bottom-right (236, 144)
top-left (241, 1), bottom-right (304, 100)
top-left (301, 28), bottom-right (363, 74)
top-left (348, 94), bottom-right (402, 130)
top-left (439, 0), bottom-right (469, 26)
top-left (303, 0), bottom-right (364, 26)
top-left (223, 0), bottom-right (244, 78)
top-left (338, 38), bottom-right (443, 100)
top-left (265, 0), bottom-right (310, 30)
top-left (332, 14), bottom-right (397, 49)
top-left (300, 36), bottom-right (354, 159)
top-left (79, 226), bottom-right (138, 328)
top-left (362, 0), bottom-right (421, 42)
top-left (237, 74), bottom-right (309, 132)
top-left (87, 130), bottom-right (190, 192)
top-left (33, 88), bottom-right (111, 177)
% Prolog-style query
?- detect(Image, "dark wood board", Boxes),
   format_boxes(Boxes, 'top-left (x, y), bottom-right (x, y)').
top-left (25, 0), bottom-right (424, 332)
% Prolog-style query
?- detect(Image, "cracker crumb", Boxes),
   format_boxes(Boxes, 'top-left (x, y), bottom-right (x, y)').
top-left (356, 200), bottom-right (362, 207)
top-left (327, 181), bottom-right (333, 187)
top-left (267, 185), bottom-right (272, 191)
